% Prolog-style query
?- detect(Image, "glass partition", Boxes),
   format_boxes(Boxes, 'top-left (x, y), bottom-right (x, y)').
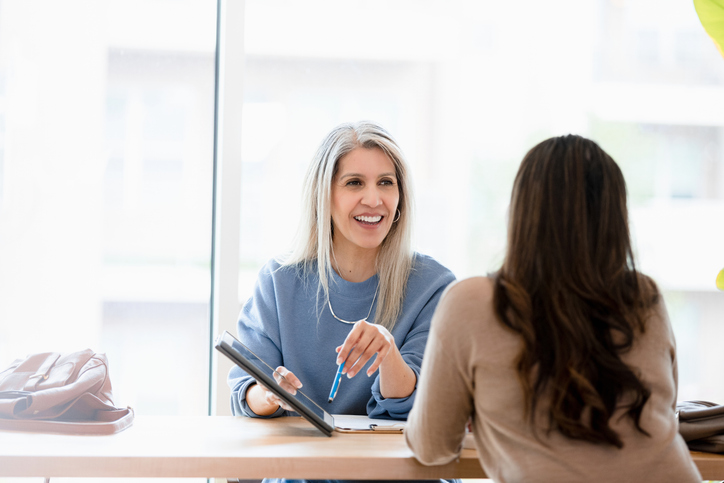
top-left (239, 0), bottom-right (724, 405)
top-left (0, 0), bottom-right (217, 426)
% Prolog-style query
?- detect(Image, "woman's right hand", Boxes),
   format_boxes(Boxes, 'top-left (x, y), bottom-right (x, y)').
top-left (246, 366), bottom-right (302, 416)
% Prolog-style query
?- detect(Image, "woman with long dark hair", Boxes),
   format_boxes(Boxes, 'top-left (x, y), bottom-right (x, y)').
top-left (405, 135), bottom-right (700, 482)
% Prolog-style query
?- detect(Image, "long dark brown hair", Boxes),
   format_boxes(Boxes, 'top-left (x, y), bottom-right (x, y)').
top-left (493, 134), bottom-right (658, 448)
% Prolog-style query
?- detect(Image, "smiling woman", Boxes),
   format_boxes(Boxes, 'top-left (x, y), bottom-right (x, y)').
top-left (226, 123), bottom-right (456, 480)
top-left (286, 121), bottom-right (417, 332)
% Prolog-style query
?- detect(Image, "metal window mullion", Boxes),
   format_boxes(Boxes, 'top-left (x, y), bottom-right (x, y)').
top-left (210, 0), bottom-right (245, 417)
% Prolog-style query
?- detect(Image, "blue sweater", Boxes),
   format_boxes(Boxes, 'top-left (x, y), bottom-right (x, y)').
top-left (228, 253), bottom-right (455, 420)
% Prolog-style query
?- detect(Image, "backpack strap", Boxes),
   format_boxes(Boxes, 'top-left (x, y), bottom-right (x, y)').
top-left (23, 353), bottom-right (61, 391)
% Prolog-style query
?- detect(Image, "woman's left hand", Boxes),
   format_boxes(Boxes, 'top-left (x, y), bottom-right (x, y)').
top-left (336, 319), bottom-right (396, 378)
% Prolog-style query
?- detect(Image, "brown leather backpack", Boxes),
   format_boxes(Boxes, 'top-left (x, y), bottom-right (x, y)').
top-left (0, 349), bottom-right (133, 434)
top-left (678, 400), bottom-right (724, 454)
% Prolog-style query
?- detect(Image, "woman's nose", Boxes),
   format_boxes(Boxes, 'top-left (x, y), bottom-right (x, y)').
top-left (361, 185), bottom-right (382, 207)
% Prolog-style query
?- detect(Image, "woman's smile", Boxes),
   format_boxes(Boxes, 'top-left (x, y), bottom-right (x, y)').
top-left (354, 214), bottom-right (384, 226)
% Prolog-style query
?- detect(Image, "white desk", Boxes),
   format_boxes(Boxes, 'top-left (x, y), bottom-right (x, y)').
top-left (1, 416), bottom-right (722, 480)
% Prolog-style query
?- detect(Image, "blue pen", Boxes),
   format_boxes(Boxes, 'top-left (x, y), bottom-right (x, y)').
top-left (328, 360), bottom-right (345, 403)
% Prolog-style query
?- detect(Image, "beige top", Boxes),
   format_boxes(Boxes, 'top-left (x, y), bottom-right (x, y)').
top-left (405, 277), bottom-right (702, 483)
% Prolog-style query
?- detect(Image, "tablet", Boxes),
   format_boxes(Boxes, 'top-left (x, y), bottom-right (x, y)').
top-left (215, 330), bottom-right (335, 437)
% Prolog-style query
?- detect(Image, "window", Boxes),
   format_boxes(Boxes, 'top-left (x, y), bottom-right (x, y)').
top-left (0, 0), bottom-right (216, 425)
top-left (239, 0), bottom-right (724, 405)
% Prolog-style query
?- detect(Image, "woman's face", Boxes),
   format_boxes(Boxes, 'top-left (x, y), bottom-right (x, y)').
top-left (330, 147), bottom-right (400, 256)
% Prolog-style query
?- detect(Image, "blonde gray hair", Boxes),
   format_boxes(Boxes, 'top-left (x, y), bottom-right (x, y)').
top-left (281, 121), bottom-right (414, 330)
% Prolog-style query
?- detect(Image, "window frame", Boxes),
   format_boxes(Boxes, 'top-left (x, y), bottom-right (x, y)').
top-left (210, 0), bottom-right (246, 416)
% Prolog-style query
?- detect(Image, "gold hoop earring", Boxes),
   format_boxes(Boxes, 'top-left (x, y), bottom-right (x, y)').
top-left (393, 209), bottom-right (401, 223)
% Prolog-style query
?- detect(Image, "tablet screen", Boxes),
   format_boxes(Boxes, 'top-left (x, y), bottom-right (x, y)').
top-left (215, 331), bottom-right (335, 436)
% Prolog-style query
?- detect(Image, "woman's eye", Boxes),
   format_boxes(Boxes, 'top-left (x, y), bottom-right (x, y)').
top-left (346, 180), bottom-right (362, 186)
top-left (380, 179), bottom-right (396, 186)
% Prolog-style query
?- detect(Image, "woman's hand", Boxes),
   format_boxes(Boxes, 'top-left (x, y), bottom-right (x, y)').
top-left (336, 320), bottom-right (416, 398)
top-left (336, 320), bottom-right (396, 378)
top-left (246, 366), bottom-right (302, 415)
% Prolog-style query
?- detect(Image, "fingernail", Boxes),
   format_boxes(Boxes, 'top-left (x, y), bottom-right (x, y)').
top-left (347, 372), bottom-right (354, 379)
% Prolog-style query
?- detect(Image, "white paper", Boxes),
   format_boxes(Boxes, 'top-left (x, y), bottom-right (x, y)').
top-left (332, 414), bottom-right (406, 432)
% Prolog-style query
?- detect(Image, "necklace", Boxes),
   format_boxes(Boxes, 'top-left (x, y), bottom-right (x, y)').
top-left (328, 285), bottom-right (378, 325)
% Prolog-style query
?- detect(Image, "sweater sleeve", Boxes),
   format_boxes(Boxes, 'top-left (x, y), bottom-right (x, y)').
top-left (367, 259), bottom-right (456, 419)
top-left (227, 262), bottom-right (286, 418)
top-left (659, 299), bottom-right (679, 412)
top-left (405, 280), bottom-right (475, 465)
